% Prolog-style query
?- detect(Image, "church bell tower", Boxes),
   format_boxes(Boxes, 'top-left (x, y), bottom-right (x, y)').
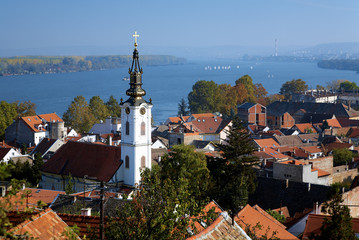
top-left (120, 32), bottom-right (152, 187)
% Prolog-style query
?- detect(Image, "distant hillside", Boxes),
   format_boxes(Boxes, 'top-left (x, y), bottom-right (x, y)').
top-left (317, 59), bottom-right (359, 73)
top-left (0, 55), bottom-right (186, 76)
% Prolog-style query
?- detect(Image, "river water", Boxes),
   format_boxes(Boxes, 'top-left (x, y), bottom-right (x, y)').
top-left (0, 60), bottom-right (358, 124)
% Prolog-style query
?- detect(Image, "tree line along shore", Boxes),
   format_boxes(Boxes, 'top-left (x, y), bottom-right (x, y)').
top-left (0, 55), bottom-right (187, 76)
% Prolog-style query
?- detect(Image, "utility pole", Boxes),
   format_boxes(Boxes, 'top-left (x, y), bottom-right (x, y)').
top-left (100, 181), bottom-right (105, 240)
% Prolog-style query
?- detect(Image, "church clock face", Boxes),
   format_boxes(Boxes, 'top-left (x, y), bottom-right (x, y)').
top-left (140, 107), bottom-right (146, 115)
top-left (125, 107), bottom-right (130, 114)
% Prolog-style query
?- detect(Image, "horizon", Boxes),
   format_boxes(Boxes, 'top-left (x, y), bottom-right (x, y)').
top-left (1, 1), bottom-right (359, 58)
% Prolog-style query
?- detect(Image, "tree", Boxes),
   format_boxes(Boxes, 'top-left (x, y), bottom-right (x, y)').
top-left (326, 79), bottom-right (346, 91)
top-left (89, 96), bottom-right (110, 122)
top-left (177, 98), bottom-right (190, 116)
top-left (63, 96), bottom-right (96, 133)
top-left (235, 75), bottom-right (256, 103)
top-left (15, 100), bottom-right (36, 117)
top-left (333, 148), bottom-right (353, 167)
top-left (313, 193), bottom-right (356, 240)
top-left (188, 80), bottom-right (219, 113)
top-left (208, 117), bottom-right (259, 219)
top-left (65, 173), bottom-right (75, 194)
top-left (254, 83), bottom-right (268, 105)
top-left (0, 101), bottom-right (17, 140)
top-left (106, 95), bottom-right (121, 117)
top-left (339, 80), bottom-right (359, 92)
top-left (160, 145), bottom-right (210, 209)
top-left (279, 79), bottom-right (308, 100)
top-left (106, 166), bottom-right (193, 240)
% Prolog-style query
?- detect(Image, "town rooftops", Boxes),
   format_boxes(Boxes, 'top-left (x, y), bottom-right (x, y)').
top-left (31, 138), bottom-right (58, 155)
top-left (293, 123), bottom-right (317, 133)
top-left (41, 141), bottom-right (122, 182)
top-left (21, 113), bottom-right (63, 133)
top-left (253, 138), bottom-right (280, 149)
top-left (235, 204), bottom-right (298, 240)
top-left (278, 160), bottom-right (330, 177)
top-left (267, 101), bottom-right (359, 119)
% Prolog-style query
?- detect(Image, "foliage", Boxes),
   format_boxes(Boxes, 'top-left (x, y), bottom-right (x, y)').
top-left (61, 224), bottom-right (81, 240)
top-left (326, 79), bottom-right (346, 91)
top-left (339, 80), bottom-right (359, 91)
top-left (207, 117), bottom-right (259, 218)
top-left (265, 209), bottom-right (285, 223)
top-left (63, 96), bottom-right (96, 133)
top-left (187, 75), bottom-right (269, 117)
top-left (160, 145), bottom-right (210, 210)
top-left (0, 101), bottom-right (17, 140)
top-left (106, 95), bottom-right (121, 117)
top-left (312, 193), bottom-right (356, 240)
top-left (15, 100), bottom-right (36, 117)
top-left (89, 96), bottom-right (110, 122)
top-left (177, 98), bottom-right (190, 116)
top-left (332, 148), bottom-right (353, 167)
top-left (279, 79), bottom-right (308, 100)
top-left (318, 59), bottom-right (359, 73)
top-left (106, 166), bottom-right (193, 240)
top-left (106, 145), bottom-right (212, 239)
top-left (65, 173), bottom-right (75, 195)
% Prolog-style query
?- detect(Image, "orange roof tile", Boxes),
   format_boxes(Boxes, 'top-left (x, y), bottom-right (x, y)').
top-left (312, 168), bottom-right (330, 177)
top-left (191, 113), bottom-right (215, 118)
top-left (191, 116), bottom-right (224, 134)
top-left (301, 146), bottom-right (323, 154)
top-left (9, 208), bottom-right (78, 239)
top-left (38, 113), bottom-right (63, 123)
top-left (21, 113), bottom-right (63, 133)
top-left (235, 204), bottom-right (298, 240)
top-left (253, 138), bottom-right (280, 149)
top-left (326, 118), bottom-right (342, 128)
top-left (168, 116), bottom-right (190, 124)
top-left (294, 123), bottom-right (317, 133)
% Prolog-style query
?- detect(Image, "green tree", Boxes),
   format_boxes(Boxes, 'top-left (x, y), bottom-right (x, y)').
top-left (208, 117), bottom-right (259, 219)
top-left (160, 145), bottom-right (210, 210)
top-left (65, 173), bottom-right (75, 194)
top-left (188, 80), bottom-right (219, 113)
top-left (266, 209), bottom-right (285, 223)
top-left (235, 75), bottom-right (256, 103)
top-left (106, 95), bottom-right (121, 117)
top-left (313, 193), bottom-right (356, 240)
top-left (89, 96), bottom-right (110, 122)
top-left (15, 100), bottom-right (36, 117)
top-left (63, 96), bottom-right (96, 133)
top-left (333, 148), bottom-right (353, 167)
top-left (177, 98), bottom-right (190, 116)
top-left (279, 79), bottom-right (308, 100)
top-left (106, 166), bottom-right (193, 240)
top-left (339, 80), bottom-right (359, 91)
top-left (0, 101), bottom-right (17, 140)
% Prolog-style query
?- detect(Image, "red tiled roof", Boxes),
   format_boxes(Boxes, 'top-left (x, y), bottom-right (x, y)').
top-left (191, 113), bottom-right (215, 118)
top-left (301, 146), bottom-right (323, 154)
top-left (9, 208), bottom-right (77, 239)
top-left (294, 123), bottom-right (317, 133)
top-left (253, 138), bottom-right (280, 149)
top-left (302, 214), bottom-right (359, 239)
top-left (325, 142), bottom-right (353, 152)
top-left (38, 113), bottom-right (63, 123)
top-left (191, 116), bottom-right (224, 134)
top-left (168, 116), bottom-right (190, 124)
top-left (253, 148), bottom-right (289, 160)
top-left (41, 141), bottom-right (122, 182)
top-left (348, 128), bottom-right (359, 138)
top-left (326, 118), bottom-right (342, 128)
top-left (312, 168), bottom-right (330, 177)
top-left (235, 204), bottom-right (298, 240)
top-left (21, 113), bottom-right (63, 133)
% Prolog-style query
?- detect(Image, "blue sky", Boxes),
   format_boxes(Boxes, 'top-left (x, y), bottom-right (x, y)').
top-left (1, 0), bottom-right (359, 54)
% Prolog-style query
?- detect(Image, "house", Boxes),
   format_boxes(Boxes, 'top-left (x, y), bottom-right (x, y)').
top-left (0, 147), bottom-right (23, 164)
top-left (168, 114), bottom-right (231, 147)
top-left (40, 141), bottom-right (123, 192)
top-left (8, 208), bottom-right (79, 239)
top-left (300, 146), bottom-right (323, 159)
top-left (267, 111), bottom-right (295, 129)
top-left (5, 113), bottom-right (67, 147)
top-left (291, 123), bottom-right (317, 134)
top-left (191, 140), bottom-right (216, 152)
top-left (273, 160), bottom-right (330, 185)
top-left (253, 138), bottom-right (280, 151)
top-left (89, 116), bottom-right (121, 134)
top-left (302, 214), bottom-right (359, 239)
top-left (31, 138), bottom-right (64, 160)
top-left (237, 102), bottom-right (266, 126)
top-left (235, 204), bottom-right (298, 240)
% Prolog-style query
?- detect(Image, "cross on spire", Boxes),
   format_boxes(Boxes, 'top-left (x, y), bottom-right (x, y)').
top-left (133, 31), bottom-right (139, 47)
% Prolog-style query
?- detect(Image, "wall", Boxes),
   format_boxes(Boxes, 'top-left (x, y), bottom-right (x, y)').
top-left (342, 186), bottom-right (359, 217)
top-left (331, 167), bottom-right (358, 184)
top-left (303, 156), bottom-right (333, 174)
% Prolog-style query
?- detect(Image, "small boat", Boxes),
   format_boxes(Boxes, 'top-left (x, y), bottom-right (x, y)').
top-left (123, 77), bottom-right (130, 81)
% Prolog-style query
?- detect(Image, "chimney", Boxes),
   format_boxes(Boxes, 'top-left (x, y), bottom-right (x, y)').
top-left (81, 208), bottom-right (92, 216)
top-left (307, 183), bottom-right (311, 192)
top-left (0, 186), bottom-right (6, 197)
top-left (314, 202), bottom-right (319, 214)
top-left (286, 179), bottom-right (289, 188)
top-left (109, 136), bottom-right (113, 146)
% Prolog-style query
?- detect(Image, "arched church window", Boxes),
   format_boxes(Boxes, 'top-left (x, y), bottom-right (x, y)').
top-left (141, 122), bottom-right (146, 136)
top-left (125, 155), bottom-right (129, 168)
top-left (126, 121), bottom-right (129, 135)
top-left (141, 156), bottom-right (146, 168)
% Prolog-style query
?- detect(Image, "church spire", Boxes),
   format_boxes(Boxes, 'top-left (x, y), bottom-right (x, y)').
top-left (125, 31), bottom-right (146, 101)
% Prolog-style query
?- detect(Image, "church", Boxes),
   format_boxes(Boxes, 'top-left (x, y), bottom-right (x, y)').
top-left (40, 33), bottom-right (152, 191)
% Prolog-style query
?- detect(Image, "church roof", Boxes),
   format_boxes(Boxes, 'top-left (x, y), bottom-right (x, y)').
top-left (41, 141), bottom-right (122, 182)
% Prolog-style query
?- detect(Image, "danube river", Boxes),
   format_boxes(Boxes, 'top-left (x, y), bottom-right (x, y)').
top-left (0, 60), bottom-right (358, 124)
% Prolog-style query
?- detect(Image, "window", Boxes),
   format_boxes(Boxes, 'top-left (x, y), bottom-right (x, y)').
top-left (125, 155), bottom-right (129, 168)
top-left (141, 122), bottom-right (146, 136)
top-left (126, 121), bottom-right (129, 135)
top-left (177, 138), bottom-right (182, 144)
top-left (141, 156), bottom-right (146, 168)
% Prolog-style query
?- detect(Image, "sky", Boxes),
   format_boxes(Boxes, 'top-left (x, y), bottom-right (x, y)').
top-left (1, 0), bottom-right (359, 56)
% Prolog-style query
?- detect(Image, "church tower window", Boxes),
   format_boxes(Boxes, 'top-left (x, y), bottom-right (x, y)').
top-left (125, 155), bottom-right (130, 168)
top-left (141, 122), bottom-right (146, 135)
top-left (126, 121), bottom-right (129, 135)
